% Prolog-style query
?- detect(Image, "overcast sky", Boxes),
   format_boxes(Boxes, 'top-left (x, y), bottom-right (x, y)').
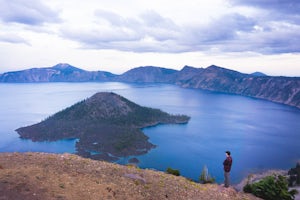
top-left (0, 0), bottom-right (299, 76)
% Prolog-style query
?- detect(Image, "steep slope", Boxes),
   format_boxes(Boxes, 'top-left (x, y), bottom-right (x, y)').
top-left (173, 65), bottom-right (205, 83)
top-left (176, 65), bottom-right (249, 91)
top-left (0, 152), bottom-right (261, 200)
top-left (0, 67), bottom-right (57, 82)
top-left (176, 65), bottom-right (300, 108)
top-left (237, 76), bottom-right (300, 107)
top-left (16, 92), bottom-right (190, 161)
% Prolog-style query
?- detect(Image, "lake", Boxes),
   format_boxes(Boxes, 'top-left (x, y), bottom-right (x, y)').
top-left (0, 82), bottom-right (299, 184)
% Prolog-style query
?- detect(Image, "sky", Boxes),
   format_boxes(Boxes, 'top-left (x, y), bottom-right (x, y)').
top-left (0, 0), bottom-right (300, 76)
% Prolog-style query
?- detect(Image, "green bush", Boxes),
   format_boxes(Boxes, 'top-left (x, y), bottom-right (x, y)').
top-left (288, 162), bottom-right (300, 186)
top-left (199, 165), bottom-right (215, 184)
top-left (166, 167), bottom-right (180, 176)
top-left (243, 174), bottom-right (298, 200)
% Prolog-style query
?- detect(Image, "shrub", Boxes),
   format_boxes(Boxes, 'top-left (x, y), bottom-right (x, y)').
top-left (288, 162), bottom-right (300, 186)
top-left (166, 167), bottom-right (180, 176)
top-left (199, 165), bottom-right (215, 184)
top-left (243, 174), bottom-right (298, 200)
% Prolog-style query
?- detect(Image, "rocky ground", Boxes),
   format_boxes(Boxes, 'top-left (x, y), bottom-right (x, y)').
top-left (0, 152), bottom-right (261, 200)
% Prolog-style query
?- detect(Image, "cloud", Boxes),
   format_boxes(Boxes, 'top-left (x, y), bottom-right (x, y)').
top-left (61, 10), bottom-right (182, 52)
top-left (61, 10), bottom-right (261, 53)
top-left (229, 0), bottom-right (300, 15)
top-left (94, 9), bottom-right (136, 27)
top-left (226, 0), bottom-right (300, 54)
top-left (0, 33), bottom-right (30, 45)
top-left (94, 9), bottom-right (181, 42)
top-left (228, 0), bottom-right (300, 25)
top-left (183, 13), bottom-right (256, 45)
top-left (249, 23), bottom-right (300, 53)
top-left (55, 1), bottom-right (300, 55)
top-left (0, 0), bottom-right (60, 25)
top-left (139, 10), bottom-right (180, 42)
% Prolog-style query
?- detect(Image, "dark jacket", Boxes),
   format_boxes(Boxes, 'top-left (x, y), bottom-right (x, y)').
top-left (223, 156), bottom-right (232, 172)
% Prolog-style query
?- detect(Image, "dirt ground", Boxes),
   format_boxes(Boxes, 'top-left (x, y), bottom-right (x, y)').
top-left (0, 152), bottom-right (260, 200)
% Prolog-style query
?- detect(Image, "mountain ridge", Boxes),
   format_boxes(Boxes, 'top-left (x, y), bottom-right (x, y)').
top-left (1, 63), bottom-right (299, 109)
top-left (0, 63), bottom-right (116, 82)
top-left (114, 66), bottom-right (177, 83)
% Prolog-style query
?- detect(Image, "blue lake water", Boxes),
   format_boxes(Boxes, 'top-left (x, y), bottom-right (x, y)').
top-left (0, 82), bottom-right (300, 184)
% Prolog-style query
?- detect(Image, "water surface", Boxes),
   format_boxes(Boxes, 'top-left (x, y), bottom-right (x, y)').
top-left (0, 82), bottom-right (299, 183)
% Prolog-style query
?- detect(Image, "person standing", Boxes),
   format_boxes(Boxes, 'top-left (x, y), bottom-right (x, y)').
top-left (223, 151), bottom-right (233, 187)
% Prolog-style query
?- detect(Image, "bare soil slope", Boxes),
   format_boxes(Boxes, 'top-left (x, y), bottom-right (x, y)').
top-left (0, 153), bottom-right (260, 200)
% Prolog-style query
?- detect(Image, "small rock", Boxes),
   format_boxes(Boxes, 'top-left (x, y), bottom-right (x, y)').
top-left (124, 173), bottom-right (146, 184)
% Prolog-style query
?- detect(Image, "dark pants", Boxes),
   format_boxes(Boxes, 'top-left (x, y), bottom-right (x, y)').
top-left (224, 172), bottom-right (230, 187)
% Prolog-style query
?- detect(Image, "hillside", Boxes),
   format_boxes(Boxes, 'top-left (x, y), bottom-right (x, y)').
top-left (114, 66), bottom-right (177, 83)
top-left (16, 92), bottom-right (190, 161)
top-left (175, 65), bottom-right (300, 109)
top-left (1, 63), bottom-right (299, 109)
top-left (0, 63), bottom-right (115, 82)
top-left (0, 152), bottom-right (260, 200)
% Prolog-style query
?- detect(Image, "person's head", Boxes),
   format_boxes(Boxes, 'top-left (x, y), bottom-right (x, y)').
top-left (225, 151), bottom-right (231, 157)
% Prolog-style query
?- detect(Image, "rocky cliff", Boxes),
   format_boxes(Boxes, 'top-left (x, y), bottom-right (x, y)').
top-left (175, 65), bottom-right (300, 109)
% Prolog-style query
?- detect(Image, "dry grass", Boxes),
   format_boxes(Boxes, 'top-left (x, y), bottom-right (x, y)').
top-left (0, 152), bottom-right (260, 200)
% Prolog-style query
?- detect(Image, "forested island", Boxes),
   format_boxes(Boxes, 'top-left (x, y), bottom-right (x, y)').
top-left (16, 92), bottom-right (190, 161)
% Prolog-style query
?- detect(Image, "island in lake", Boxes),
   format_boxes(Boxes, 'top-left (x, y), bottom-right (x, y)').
top-left (16, 92), bottom-right (190, 161)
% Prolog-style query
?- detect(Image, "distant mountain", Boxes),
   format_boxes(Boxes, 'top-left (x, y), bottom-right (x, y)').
top-left (0, 63), bottom-right (116, 82)
top-left (251, 72), bottom-right (267, 76)
top-left (170, 65), bottom-right (203, 84)
top-left (1, 63), bottom-right (299, 109)
top-left (114, 66), bottom-right (178, 83)
top-left (175, 65), bottom-right (300, 109)
top-left (175, 65), bottom-right (250, 90)
top-left (16, 92), bottom-right (190, 161)
top-left (51, 63), bottom-right (85, 72)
